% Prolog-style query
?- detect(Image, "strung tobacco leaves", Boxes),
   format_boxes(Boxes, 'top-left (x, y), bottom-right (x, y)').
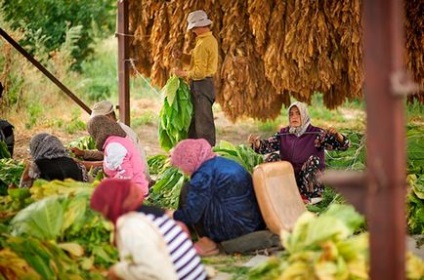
top-left (128, 0), bottom-right (422, 121)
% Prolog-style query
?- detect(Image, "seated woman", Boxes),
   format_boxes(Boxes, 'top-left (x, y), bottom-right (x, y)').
top-left (87, 115), bottom-right (149, 197)
top-left (71, 100), bottom-right (153, 187)
top-left (248, 101), bottom-right (350, 202)
top-left (20, 133), bottom-right (89, 187)
top-left (169, 139), bottom-right (265, 256)
top-left (90, 178), bottom-right (207, 280)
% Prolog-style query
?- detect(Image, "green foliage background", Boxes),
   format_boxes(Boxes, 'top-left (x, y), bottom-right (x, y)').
top-left (1, 0), bottom-right (115, 69)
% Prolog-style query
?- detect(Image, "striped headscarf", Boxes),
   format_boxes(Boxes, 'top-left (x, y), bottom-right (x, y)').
top-left (288, 102), bottom-right (311, 137)
top-left (29, 133), bottom-right (70, 161)
top-left (170, 138), bottom-right (216, 175)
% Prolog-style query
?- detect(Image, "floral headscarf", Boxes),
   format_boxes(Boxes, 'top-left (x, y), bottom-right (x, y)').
top-left (29, 133), bottom-right (70, 161)
top-left (90, 178), bottom-right (144, 225)
top-left (170, 139), bottom-right (216, 175)
top-left (87, 115), bottom-right (126, 151)
top-left (288, 102), bottom-right (311, 137)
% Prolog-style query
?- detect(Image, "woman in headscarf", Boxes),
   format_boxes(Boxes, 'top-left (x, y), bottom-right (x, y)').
top-left (90, 178), bottom-right (207, 280)
top-left (19, 133), bottom-right (89, 187)
top-left (248, 101), bottom-right (350, 202)
top-left (169, 139), bottom-right (265, 256)
top-left (87, 115), bottom-right (148, 197)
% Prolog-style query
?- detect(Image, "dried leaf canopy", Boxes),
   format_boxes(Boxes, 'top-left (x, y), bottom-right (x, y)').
top-left (128, 0), bottom-right (423, 121)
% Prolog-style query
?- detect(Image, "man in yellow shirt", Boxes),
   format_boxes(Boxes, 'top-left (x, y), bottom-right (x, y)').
top-left (174, 10), bottom-right (218, 146)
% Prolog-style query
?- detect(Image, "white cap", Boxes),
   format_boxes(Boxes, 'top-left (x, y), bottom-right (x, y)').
top-left (90, 100), bottom-right (114, 118)
top-left (187, 10), bottom-right (213, 30)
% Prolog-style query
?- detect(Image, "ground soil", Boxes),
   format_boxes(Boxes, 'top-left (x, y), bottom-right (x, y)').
top-left (11, 97), bottom-right (280, 161)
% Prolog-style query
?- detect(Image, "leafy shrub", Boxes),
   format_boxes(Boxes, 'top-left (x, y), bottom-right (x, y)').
top-left (25, 102), bottom-right (43, 129)
top-left (1, 0), bottom-right (115, 69)
top-left (63, 109), bottom-right (86, 134)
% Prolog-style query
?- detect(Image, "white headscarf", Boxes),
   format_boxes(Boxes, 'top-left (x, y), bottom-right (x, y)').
top-left (288, 102), bottom-right (311, 137)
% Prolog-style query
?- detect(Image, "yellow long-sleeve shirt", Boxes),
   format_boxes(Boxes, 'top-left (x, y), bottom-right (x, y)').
top-left (185, 31), bottom-right (218, 80)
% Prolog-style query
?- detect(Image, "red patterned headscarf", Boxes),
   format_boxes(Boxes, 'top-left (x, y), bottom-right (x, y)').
top-left (170, 139), bottom-right (216, 175)
top-left (90, 178), bottom-right (144, 225)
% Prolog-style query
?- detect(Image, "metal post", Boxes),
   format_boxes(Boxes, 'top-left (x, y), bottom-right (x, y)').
top-left (0, 28), bottom-right (91, 114)
top-left (117, 0), bottom-right (130, 125)
top-left (363, 0), bottom-right (406, 279)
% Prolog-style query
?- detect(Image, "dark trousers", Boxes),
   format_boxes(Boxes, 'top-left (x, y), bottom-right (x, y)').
top-left (188, 78), bottom-right (216, 146)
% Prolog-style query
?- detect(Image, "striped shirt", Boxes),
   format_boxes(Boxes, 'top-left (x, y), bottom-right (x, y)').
top-left (141, 207), bottom-right (207, 280)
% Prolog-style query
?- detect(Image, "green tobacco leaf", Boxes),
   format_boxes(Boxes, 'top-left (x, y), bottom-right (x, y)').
top-left (284, 205), bottom-right (364, 253)
top-left (215, 140), bottom-right (237, 150)
top-left (11, 196), bottom-right (65, 240)
top-left (164, 75), bottom-right (180, 105)
top-left (159, 126), bottom-right (173, 152)
top-left (177, 86), bottom-right (193, 129)
top-left (7, 237), bottom-right (54, 279)
top-left (92, 245), bottom-right (116, 264)
top-left (323, 204), bottom-right (364, 234)
top-left (147, 154), bottom-right (168, 175)
top-left (412, 176), bottom-right (424, 199)
top-left (0, 141), bottom-right (11, 159)
top-left (0, 159), bottom-right (25, 186)
top-left (57, 242), bottom-right (85, 257)
top-left (158, 77), bottom-right (193, 152)
top-left (159, 105), bottom-right (168, 130)
top-left (150, 167), bottom-right (185, 209)
top-left (214, 148), bottom-right (239, 157)
top-left (67, 136), bottom-right (96, 150)
top-left (214, 142), bottom-right (263, 173)
top-left (62, 193), bottom-right (89, 234)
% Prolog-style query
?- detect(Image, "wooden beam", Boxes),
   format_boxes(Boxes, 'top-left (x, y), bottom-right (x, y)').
top-left (117, 0), bottom-right (130, 125)
top-left (363, 0), bottom-right (406, 279)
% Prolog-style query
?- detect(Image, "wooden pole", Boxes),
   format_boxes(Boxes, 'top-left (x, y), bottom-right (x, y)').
top-left (117, 0), bottom-right (130, 125)
top-left (363, 0), bottom-right (406, 278)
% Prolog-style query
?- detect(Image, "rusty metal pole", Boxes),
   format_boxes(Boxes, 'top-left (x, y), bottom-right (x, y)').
top-left (117, 0), bottom-right (130, 125)
top-left (363, 0), bottom-right (406, 279)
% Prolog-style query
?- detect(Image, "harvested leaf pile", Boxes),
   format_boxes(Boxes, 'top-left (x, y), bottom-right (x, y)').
top-left (128, 0), bottom-right (423, 121)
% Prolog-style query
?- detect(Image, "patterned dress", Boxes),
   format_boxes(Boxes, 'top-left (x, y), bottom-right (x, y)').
top-left (253, 124), bottom-right (350, 200)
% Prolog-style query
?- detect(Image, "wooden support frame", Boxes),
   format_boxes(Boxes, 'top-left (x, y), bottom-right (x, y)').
top-left (117, 0), bottom-right (130, 125)
top-left (363, 0), bottom-right (406, 278)
top-left (322, 1), bottom-right (407, 279)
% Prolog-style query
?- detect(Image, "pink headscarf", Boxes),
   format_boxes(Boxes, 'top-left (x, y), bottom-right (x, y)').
top-left (170, 139), bottom-right (216, 175)
top-left (90, 178), bottom-right (144, 225)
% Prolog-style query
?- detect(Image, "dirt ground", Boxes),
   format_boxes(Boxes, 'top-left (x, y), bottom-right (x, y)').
top-left (10, 97), bottom-right (274, 161)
